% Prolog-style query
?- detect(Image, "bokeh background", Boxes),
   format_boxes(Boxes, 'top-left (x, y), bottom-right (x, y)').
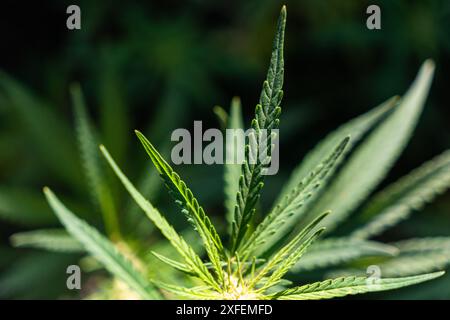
top-left (1, 0), bottom-right (450, 299)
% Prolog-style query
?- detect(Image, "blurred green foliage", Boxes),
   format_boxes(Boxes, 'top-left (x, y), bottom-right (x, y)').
top-left (0, 0), bottom-right (450, 299)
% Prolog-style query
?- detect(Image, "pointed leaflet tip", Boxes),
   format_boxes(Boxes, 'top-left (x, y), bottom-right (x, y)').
top-left (135, 130), bottom-right (151, 148)
top-left (313, 227), bottom-right (326, 239)
top-left (341, 135), bottom-right (351, 148)
top-left (416, 59), bottom-right (435, 85)
top-left (314, 211), bottom-right (331, 225)
top-left (135, 130), bottom-right (156, 153)
top-left (135, 130), bottom-right (148, 145)
top-left (278, 5), bottom-right (287, 35)
top-left (423, 59), bottom-right (435, 73)
top-left (421, 271), bottom-right (445, 281)
top-left (401, 59), bottom-right (435, 109)
top-left (231, 96), bottom-right (241, 107)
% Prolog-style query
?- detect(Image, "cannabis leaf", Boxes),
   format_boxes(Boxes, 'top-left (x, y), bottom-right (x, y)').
top-left (224, 97), bottom-right (244, 229)
top-left (100, 145), bottom-right (219, 290)
top-left (134, 131), bottom-right (225, 283)
top-left (10, 229), bottom-right (83, 253)
top-left (28, 5), bottom-right (449, 301)
top-left (307, 60), bottom-right (435, 232)
top-left (277, 96), bottom-right (398, 202)
top-left (395, 237), bottom-right (450, 253)
top-left (371, 238), bottom-right (450, 278)
top-left (352, 150), bottom-right (450, 239)
top-left (150, 251), bottom-right (195, 275)
top-left (240, 136), bottom-right (349, 257)
top-left (271, 272), bottom-right (444, 300)
top-left (72, 84), bottom-right (120, 238)
top-left (291, 238), bottom-right (398, 272)
top-left (230, 6), bottom-right (286, 253)
top-left (43, 187), bottom-right (160, 300)
top-left (249, 212), bottom-right (329, 289)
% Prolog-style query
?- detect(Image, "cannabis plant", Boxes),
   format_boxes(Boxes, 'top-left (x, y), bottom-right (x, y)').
top-left (41, 6), bottom-right (450, 299)
top-left (1, 0), bottom-right (239, 299)
top-left (0, 76), bottom-right (195, 298)
top-left (2, 84), bottom-right (182, 299)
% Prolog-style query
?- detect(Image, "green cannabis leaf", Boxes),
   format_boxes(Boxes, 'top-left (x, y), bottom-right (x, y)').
top-left (352, 150), bottom-right (450, 239)
top-left (307, 60), bottom-right (435, 232)
top-left (43, 187), bottom-right (161, 300)
top-left (134, 131), bottom-right (225, 283)
top-left (35, 5), bottom-right (449, 300)
top-left (230, 6), bottom-right (286, 253)
top-left (240, 136), bottom-right (349, 258)
top-left (224, 97), bottom-right (244, 230)
top-left (100, 145), bottom-right (219, 289)
top-left (270, 272), bottom-right (444, 300)
top-left (291, 238), bottom-right (398, 272)
top-left (72, 84), bottom-right (120, 238)
top-left (10, 229), bottom-right (83, 253)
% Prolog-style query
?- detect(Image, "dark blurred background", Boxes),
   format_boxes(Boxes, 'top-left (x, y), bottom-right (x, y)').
top-left (0, 0), bottom-right (449, 299)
